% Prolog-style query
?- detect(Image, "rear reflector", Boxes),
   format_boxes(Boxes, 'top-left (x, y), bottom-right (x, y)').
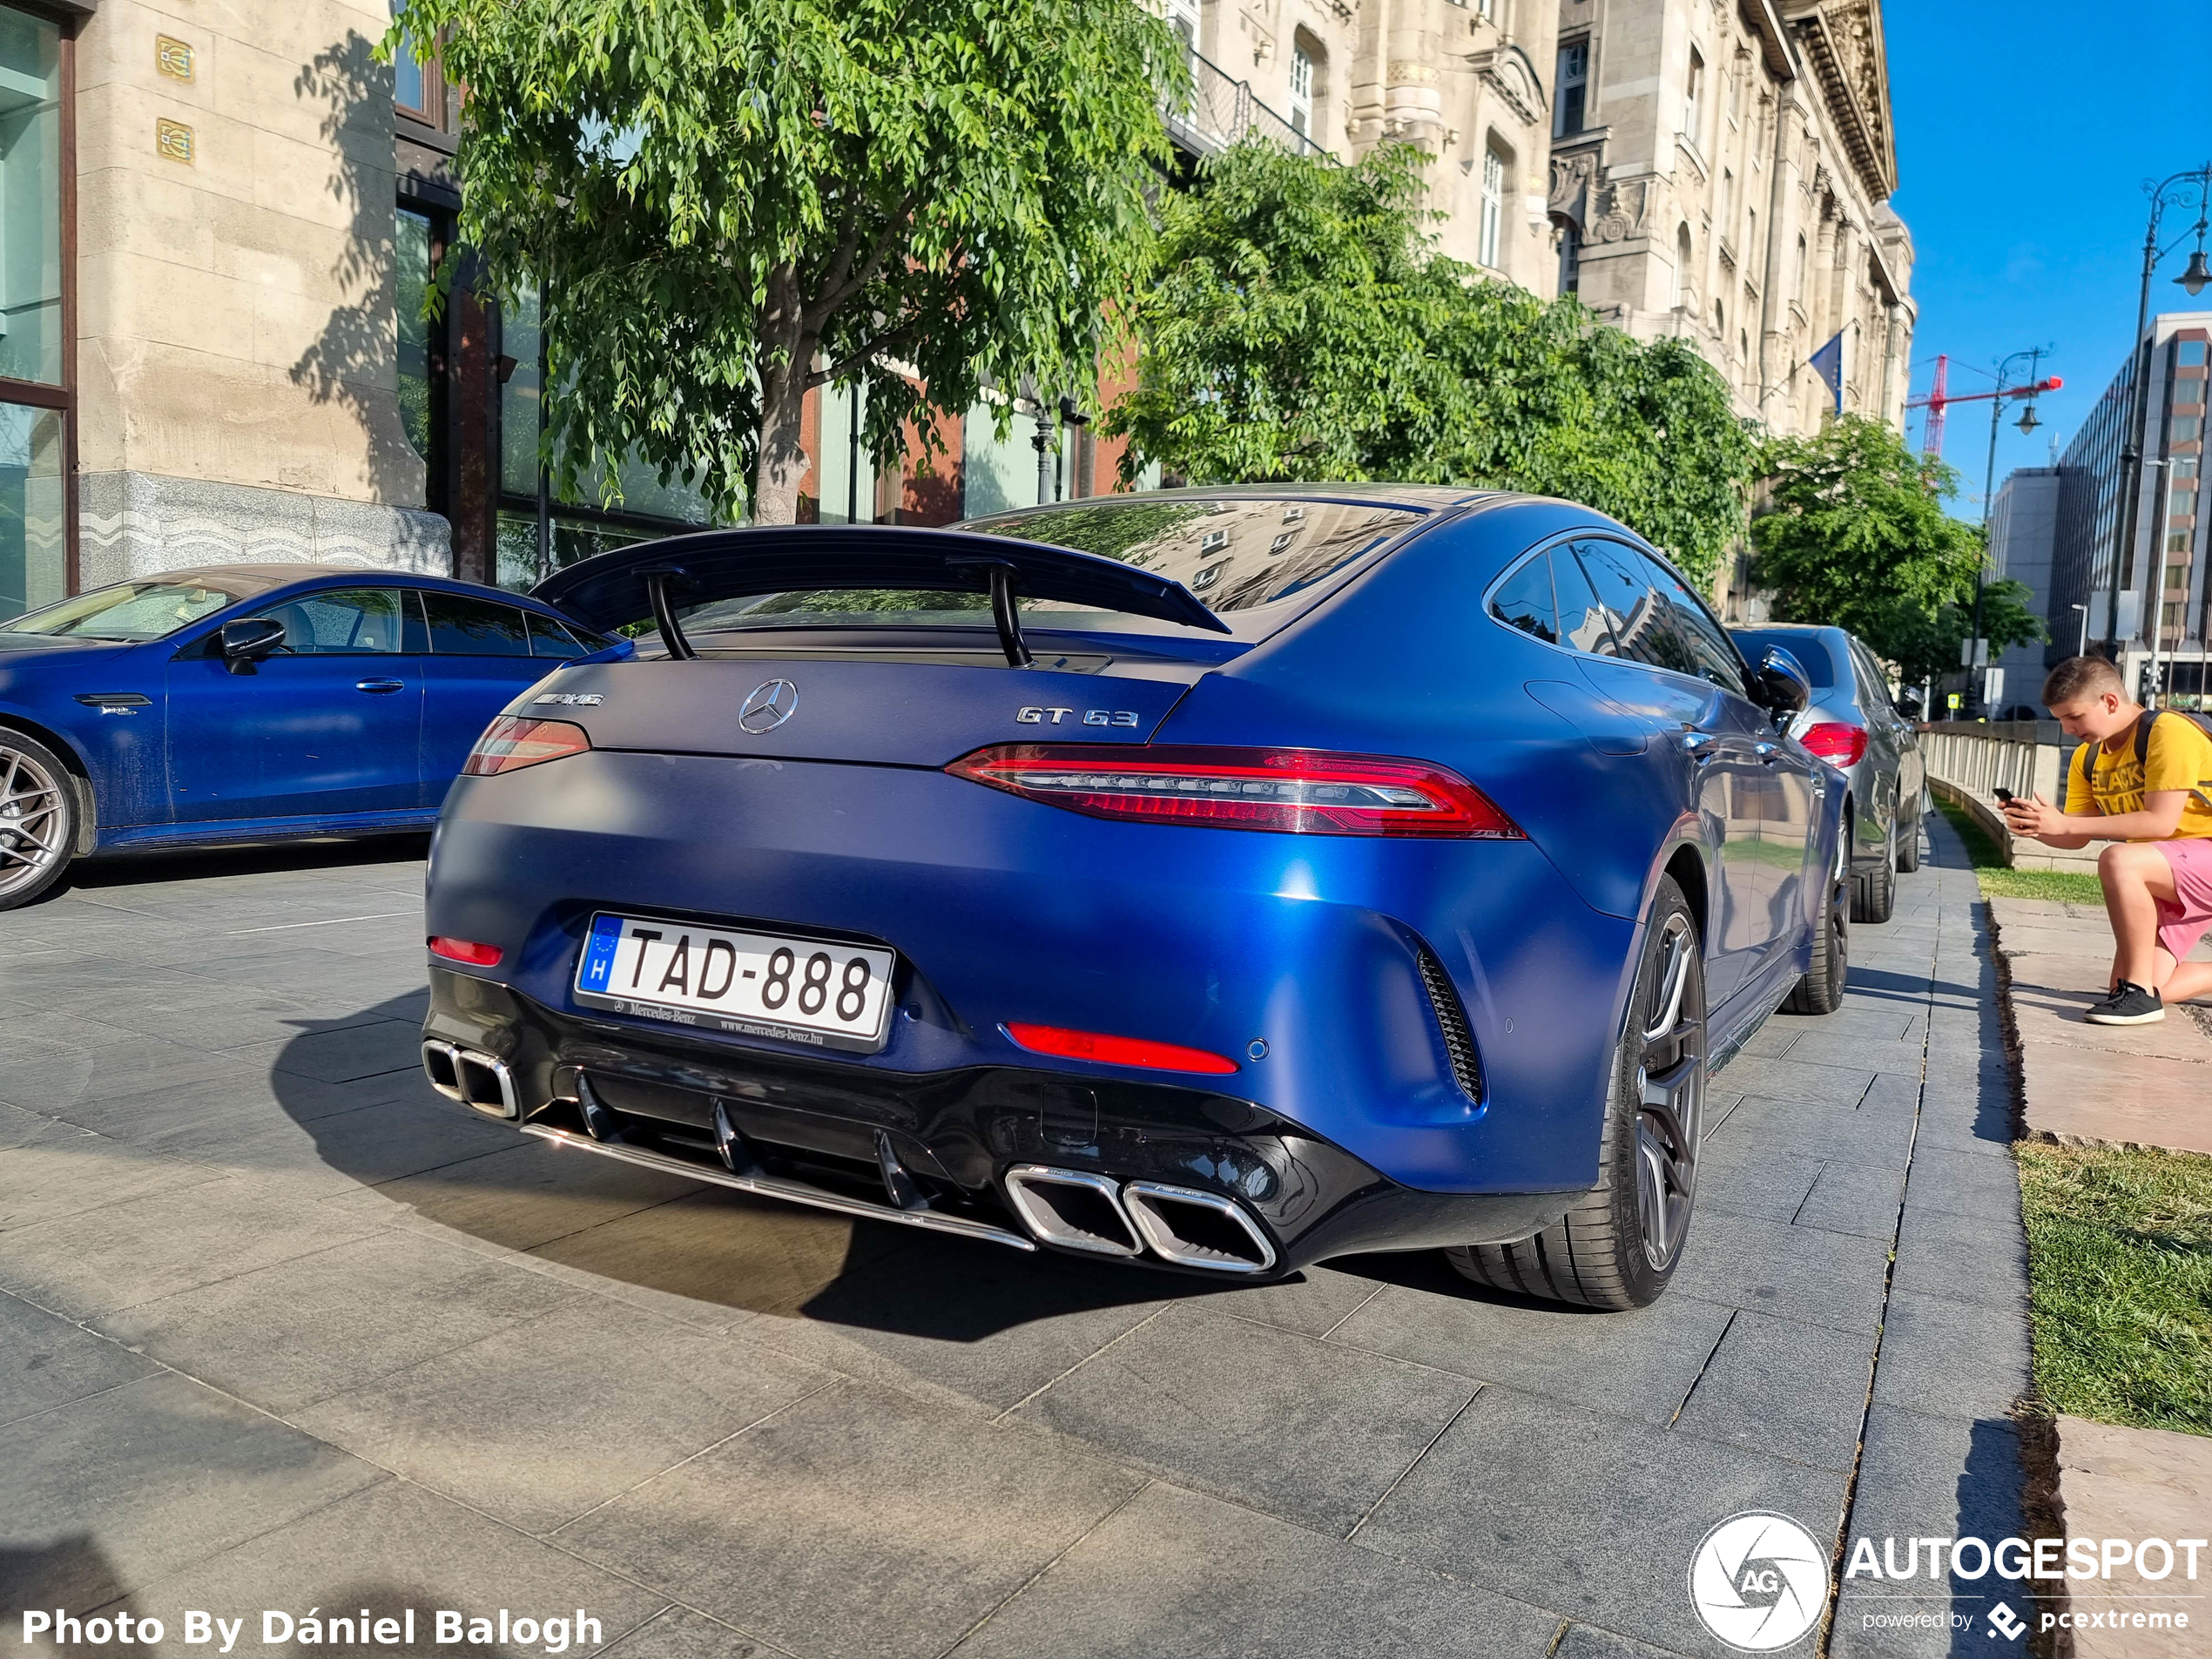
top-left (1004, 1022), bottom-right (1239, 1076)
top-left (1798, 722), bottom-right (1870, 766)
top-left (948, 745), bottom-right (1524, 839)
top-left (428, 936), bottom-right (502, 966)
top-left (462, 716), bottom-right (591, 776)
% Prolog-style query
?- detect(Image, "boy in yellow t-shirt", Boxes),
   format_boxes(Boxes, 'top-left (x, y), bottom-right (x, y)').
top-left (2001, 655), bottom-right (2212, 1024)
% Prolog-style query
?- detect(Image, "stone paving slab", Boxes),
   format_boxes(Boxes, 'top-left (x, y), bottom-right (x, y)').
top-left (0, 826), bottom-right (2037, 1657)
top-left (2051, 1415), bottom-right (2212, 1659)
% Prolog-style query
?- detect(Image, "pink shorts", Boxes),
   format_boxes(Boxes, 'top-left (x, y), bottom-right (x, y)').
top-left (2155, 837), bottom-right (2212, 963)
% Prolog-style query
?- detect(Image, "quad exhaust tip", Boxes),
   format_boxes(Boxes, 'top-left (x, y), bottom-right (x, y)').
top-left (1002, 1166), bottom-right (1142, 1257)
top-left (1004, 1166), bottom-right (1277, 1273)
top-left (421, 1040), bottom-right (518, 1120)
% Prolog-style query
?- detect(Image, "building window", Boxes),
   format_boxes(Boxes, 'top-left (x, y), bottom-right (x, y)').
top-left (1558, 221), bottom-right (1581, 294)
top-left (1554, 40), bottom-right (1588, 137)
top-left (2173, 414), bottom-right (2203, 445)
top-left (1166, 0), bottom-right (1199, 57)
top-left (1479, 141), bottom-right (1507, 269)
top-left (1672, 223), bottom-right (1692, 309)
top-left (1719, 169), bottom-right (1733, 239)
top-left (1794, 233), bottom-right (1807, 302)
top-left (0, 3), bottom-right (66, 621)
top-left (1683, 49), bottom-right (1703, 146)
top-left (1746, 206), bottom-right (1757, 266)
top-left (389, 0), bottom-right (443, 125)
top-left (2180, 341), bottom-right (2209, 368)
top-left (395, 207), bottom-right (438, 472)
top-left (1288, 40), bottom-right (1315, 138)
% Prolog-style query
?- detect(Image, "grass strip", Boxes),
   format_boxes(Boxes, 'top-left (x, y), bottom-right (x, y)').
top-left (2015, 1141), bottom-right (2212, 1436)
top-left (1932, 795), bottom-right (2106, 905)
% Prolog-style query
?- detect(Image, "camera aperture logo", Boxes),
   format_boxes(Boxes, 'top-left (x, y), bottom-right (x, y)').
top-left (1689, 1512), bottom-right (1831, 1651)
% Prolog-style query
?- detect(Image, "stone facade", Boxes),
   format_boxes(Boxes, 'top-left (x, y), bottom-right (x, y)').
top-left (73, 0), bottom-right (447, 581)
top-left (1174, 0), bottom-right (1565, 294)
top-left (1545, 0), bottom-right (1913, 437)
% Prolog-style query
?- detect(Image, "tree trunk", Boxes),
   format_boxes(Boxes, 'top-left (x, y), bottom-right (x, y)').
top-left (753, 264), bottom-right (816, 525)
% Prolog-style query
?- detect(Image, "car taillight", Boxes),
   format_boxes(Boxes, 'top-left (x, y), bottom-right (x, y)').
top-left (1004, 1022), bottom-right (1239, 1075)
top-left (946, 745), bottom-right (1524, 839)
top-left (428, 936), bottom-right (502, 966)
top-left (1798, 722), bottom-right (1869, 766)
top-left (462, 716), bottom-right (591, 775)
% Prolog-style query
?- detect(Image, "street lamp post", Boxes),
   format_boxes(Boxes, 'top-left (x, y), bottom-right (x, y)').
top-left (1969, 347), bottom-right (2055, 717)
top-left (2101, 164), bottom-right (2212, 668)
top-left (2146, 457), bottom-right (2175, 705)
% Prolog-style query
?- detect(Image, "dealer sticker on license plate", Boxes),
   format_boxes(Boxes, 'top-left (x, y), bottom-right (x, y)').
top-left (573, 913), bottom-right (897, 1053)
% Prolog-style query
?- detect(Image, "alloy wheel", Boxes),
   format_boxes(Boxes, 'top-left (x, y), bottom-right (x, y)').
top-left (0, 745), bottom-right (67, 900)
top-left (1632, 911), bottom-right (1704, 1271)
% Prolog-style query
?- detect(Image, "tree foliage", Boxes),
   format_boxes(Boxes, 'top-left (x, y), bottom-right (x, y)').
top-left (1750, 415), bottom-right (2043, 682)
top-left (393, 0), bottom-right (1180, 523)
top-left (1103, 141), bottom-right (1757, 583)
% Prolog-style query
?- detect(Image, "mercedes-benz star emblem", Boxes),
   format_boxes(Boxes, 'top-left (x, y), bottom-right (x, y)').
top-left (738, 678), bottom-right (799, 734)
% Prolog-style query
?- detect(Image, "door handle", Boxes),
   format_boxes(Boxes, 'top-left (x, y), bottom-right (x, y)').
top-left (1682, 732), bottom-right (1716, 763)
top-left (355, 678), bottom-right (405, 694)
top-left (1754, 742), bottom-right (1781, 764)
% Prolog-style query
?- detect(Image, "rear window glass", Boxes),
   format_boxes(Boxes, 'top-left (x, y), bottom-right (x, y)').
top-left (677, 499), bottom-right (1421, 634)
top-left (1733, 630), bottom-right (1836, 687)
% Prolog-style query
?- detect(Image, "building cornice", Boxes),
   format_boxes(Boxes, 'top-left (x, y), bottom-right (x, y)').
top-left (1737, 0), bottom-right (1795, 82)
top-left (1775, 0), bottom-right (1897, 202)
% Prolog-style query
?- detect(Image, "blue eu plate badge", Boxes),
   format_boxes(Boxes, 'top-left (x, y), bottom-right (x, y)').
top-left (579, 914), bottom-right (624, 993)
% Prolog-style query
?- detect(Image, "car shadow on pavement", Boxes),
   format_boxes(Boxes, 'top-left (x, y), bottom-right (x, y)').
top-left (31, 834), bottom-right (432, 905)
top-left (270, 994), bottom-right (1231, 1342)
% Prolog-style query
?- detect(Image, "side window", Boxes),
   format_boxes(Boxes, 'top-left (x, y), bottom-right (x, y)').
top-left (1489, 552), bottom-right (1559, 644)
top-left (1850, 640), bottom-right (1897, 714)
top-left (250, 588), bottom-right (411, 655)
top-left (1634, 550), bottom-right (1752, 694)
top-left (423, 592), bottom-right (532, 656)
top-left (1550, 543), bottom-right (1617, 655)
top-left (527, 612), bottom-right (599, 659)
top-left (1570, 540), bottom-right (1689, 675)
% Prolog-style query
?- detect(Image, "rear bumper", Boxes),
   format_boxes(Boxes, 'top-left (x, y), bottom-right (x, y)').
top-left (423, 968), bottom-right (1579, 1278)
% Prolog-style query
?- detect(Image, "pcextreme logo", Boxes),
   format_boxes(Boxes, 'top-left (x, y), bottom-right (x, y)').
top-left (1688, 1512), bottom-right (1831, 1651)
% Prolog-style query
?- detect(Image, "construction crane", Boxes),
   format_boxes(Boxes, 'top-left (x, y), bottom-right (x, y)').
top-left (1905, 354), bottom-right (2064, 459)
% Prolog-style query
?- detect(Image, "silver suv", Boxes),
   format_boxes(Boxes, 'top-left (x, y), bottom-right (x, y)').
top-left (1730, 624), bottom-right (1926, 923)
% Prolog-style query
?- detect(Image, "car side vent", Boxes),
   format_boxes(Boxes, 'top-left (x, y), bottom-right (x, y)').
top-left (1415, 948), bottom-right (1482, 1103)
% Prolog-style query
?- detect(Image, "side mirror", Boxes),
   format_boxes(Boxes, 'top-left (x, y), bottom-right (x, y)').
top-left (218, 617), bottom-right (287, 673)
top-left (1755, 644), bottom-right (1811, 718)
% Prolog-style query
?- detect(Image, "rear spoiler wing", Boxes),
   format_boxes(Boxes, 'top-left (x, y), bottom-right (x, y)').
top-left (531, 525), bottom-right (1231, 664)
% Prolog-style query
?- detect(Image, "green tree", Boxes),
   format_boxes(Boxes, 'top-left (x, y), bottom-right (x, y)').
top-left (1749, 414), bottom-right (2031, 664)
top-left (393, 0), bottom-right (1180, 524)
top-left (1103, 141), bottom-right (1757, 582)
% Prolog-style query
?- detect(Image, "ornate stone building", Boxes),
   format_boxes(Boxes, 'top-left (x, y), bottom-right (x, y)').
top-left (1545, 0), bottom-right (1915, 439)
top-left (1168, 0), bottom-right (1566, 295)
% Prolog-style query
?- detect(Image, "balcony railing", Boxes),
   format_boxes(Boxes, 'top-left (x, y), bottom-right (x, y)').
top-left (1165, 47), bottom-right (1325, 161)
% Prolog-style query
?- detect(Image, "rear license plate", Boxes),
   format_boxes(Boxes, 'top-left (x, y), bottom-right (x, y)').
top-left (572, 913), bottom-right (897, 1053)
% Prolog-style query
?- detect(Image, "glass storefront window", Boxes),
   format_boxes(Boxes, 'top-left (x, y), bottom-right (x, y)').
top-left (0, 7), bottom-right (62, 387)
top-left (0, 401), bottom-right (64, 618)
top-left (494, 509), bottom-right (658, 592)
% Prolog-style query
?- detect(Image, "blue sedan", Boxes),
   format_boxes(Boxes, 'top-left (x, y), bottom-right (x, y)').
top-left (0, 564), bottom-right (618, 908)
top-left (420, 489), bottom-right (1845, 1308)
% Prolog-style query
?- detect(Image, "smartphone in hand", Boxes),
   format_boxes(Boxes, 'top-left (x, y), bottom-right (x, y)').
top-left (1995, 787), bottom-right (2016, 805)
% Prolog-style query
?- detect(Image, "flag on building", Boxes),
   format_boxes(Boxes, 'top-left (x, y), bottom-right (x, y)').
top-left (1809, 331), bottom-right (1845, 414)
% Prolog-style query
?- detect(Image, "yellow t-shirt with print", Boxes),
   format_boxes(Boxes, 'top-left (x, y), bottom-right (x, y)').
top-left (2067, 712), bottom-right (2212, 840)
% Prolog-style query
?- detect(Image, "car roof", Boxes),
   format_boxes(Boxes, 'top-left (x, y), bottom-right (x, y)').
top-left (977, 483), bottom-right (1507, 517)
top-left (149, 564), bottom-right (559, 607)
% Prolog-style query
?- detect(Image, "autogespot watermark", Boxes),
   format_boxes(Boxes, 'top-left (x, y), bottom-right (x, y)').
top-left (1688, 1515), bottom-right (2209, 1650)
top-left (17, 1608), bottom-right (602, 1653)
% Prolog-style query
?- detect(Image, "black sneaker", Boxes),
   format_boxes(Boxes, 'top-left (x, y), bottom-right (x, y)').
top-left (2085, 981), bottom-right (2165, 1025)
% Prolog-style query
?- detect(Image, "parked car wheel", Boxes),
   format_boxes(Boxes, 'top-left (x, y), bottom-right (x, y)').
top-left (1784, 833), bottom-right (1850, 1015)
top-left (1446, 875), bottom-right (1705, 1310)
top-left (0, 731), bottom-right (78, 911)
top-left (1895, 792), bottom-right (1924, 873)
top-left (1852, 819), bottom-right (1897, 924)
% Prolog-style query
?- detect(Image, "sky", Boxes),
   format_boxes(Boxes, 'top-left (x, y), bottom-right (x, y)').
top-left (1883, 0), bottom-right (2212, 520)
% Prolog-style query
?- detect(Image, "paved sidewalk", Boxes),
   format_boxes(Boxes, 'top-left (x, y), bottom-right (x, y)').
top-left (2050, 1417), bottom-right (2212, 1659)
top-left (1990, 895), bottom-right (2212, 1156)
top-left (0, 825), bottom-right (2032, 1658)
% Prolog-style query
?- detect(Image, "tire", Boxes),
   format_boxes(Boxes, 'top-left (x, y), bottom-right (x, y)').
top-left (1784, 830), bottom-right (1849, 1015)
top-left (0, 730), bottom-right (77, 911)
top-left (1851, 819), bottom-right (1896, 923)
top-left (1445, 875), bottom-right (1704, 1310)
top-left (1895, 789), bottom-right (1923, 873)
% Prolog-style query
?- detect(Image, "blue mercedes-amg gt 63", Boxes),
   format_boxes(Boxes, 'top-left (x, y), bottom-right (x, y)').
top-left (0, 565), bottom-right (617, 909)
top-left (420, 488), bottom-right (1844, 1308)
